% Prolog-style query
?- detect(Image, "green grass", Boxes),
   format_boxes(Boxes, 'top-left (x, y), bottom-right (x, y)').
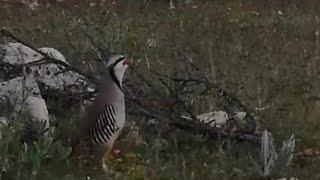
top-left (1, 0), bottom-right (320, 179)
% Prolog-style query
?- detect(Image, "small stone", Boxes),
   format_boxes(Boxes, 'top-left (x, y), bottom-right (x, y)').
top-left (304, 148), bottom-right (313, 156)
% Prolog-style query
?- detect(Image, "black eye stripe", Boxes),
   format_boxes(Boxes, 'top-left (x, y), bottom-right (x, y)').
top-left (108, 56), bottom-right (126, 71)
top-left (107, 56), bottom-right (126, 70)
top-left (113, 57), bottom-right (126, 66)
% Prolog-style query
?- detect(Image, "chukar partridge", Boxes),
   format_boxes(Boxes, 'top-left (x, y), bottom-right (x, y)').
top-left (72, 55), bottom-right (132, 170)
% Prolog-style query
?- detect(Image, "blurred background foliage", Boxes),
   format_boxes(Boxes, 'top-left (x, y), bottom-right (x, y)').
top-left (1, 0), bottom-right (320, 179)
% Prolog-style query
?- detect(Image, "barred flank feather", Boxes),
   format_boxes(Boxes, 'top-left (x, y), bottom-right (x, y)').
top-left (89, 105), bottom-right (119, 145)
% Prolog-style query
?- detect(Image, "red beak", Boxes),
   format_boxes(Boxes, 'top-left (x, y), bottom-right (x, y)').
top-left (123, 58), bottom-right (133, 65)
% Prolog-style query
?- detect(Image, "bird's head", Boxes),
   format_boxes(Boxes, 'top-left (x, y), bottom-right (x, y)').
top-left (107, 55), bottom-right (133, 89)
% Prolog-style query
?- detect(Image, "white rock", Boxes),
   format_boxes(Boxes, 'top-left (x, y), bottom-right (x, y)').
top-left (181, 111), bottom-right (247, 128)
top-left (1, 42), bottom-right (43, 65)
top-left (1, 43), bottom-right (91, 93)
top-left (25, 96), bottom-right (49, 129)
top-left (197, 111), bottom-right (229, 128)
top-left (32, 46), bottom-right (88, 92)
top-left (235, 111), bottom-right (247, 121)
top-left (277, 178), bottom-right (299, 180)
top-left (38, 47), bottom-right (67, 63)
top-left (25, 96), bottom-right (52, 142)
top-left (0, 76), bottom-right (51, 142)
top-left (0, 43), bottom-right (93, 143)
top-left (0, 76), bottom-right (41, 106)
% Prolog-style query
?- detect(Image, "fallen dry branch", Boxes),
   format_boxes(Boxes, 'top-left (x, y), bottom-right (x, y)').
top-left (124, 70), bottom-right (261, 144)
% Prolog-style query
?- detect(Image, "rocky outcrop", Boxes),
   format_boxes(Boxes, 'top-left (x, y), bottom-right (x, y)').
top-left (0, 42), bottom-right (93, 144)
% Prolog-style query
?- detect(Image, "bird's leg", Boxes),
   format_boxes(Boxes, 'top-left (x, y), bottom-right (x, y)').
top-left (72, 138), bottom-right (89, 168)
top-left (91, 144), bottom-right (113, 171)
top-left (91, 148), bottom-right (106, 171)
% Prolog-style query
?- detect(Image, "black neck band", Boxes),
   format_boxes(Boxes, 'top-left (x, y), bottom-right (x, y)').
top-left (108, 57), bottom-right (126, 91)
top-left (109, 67), bottom-right (122, 91)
